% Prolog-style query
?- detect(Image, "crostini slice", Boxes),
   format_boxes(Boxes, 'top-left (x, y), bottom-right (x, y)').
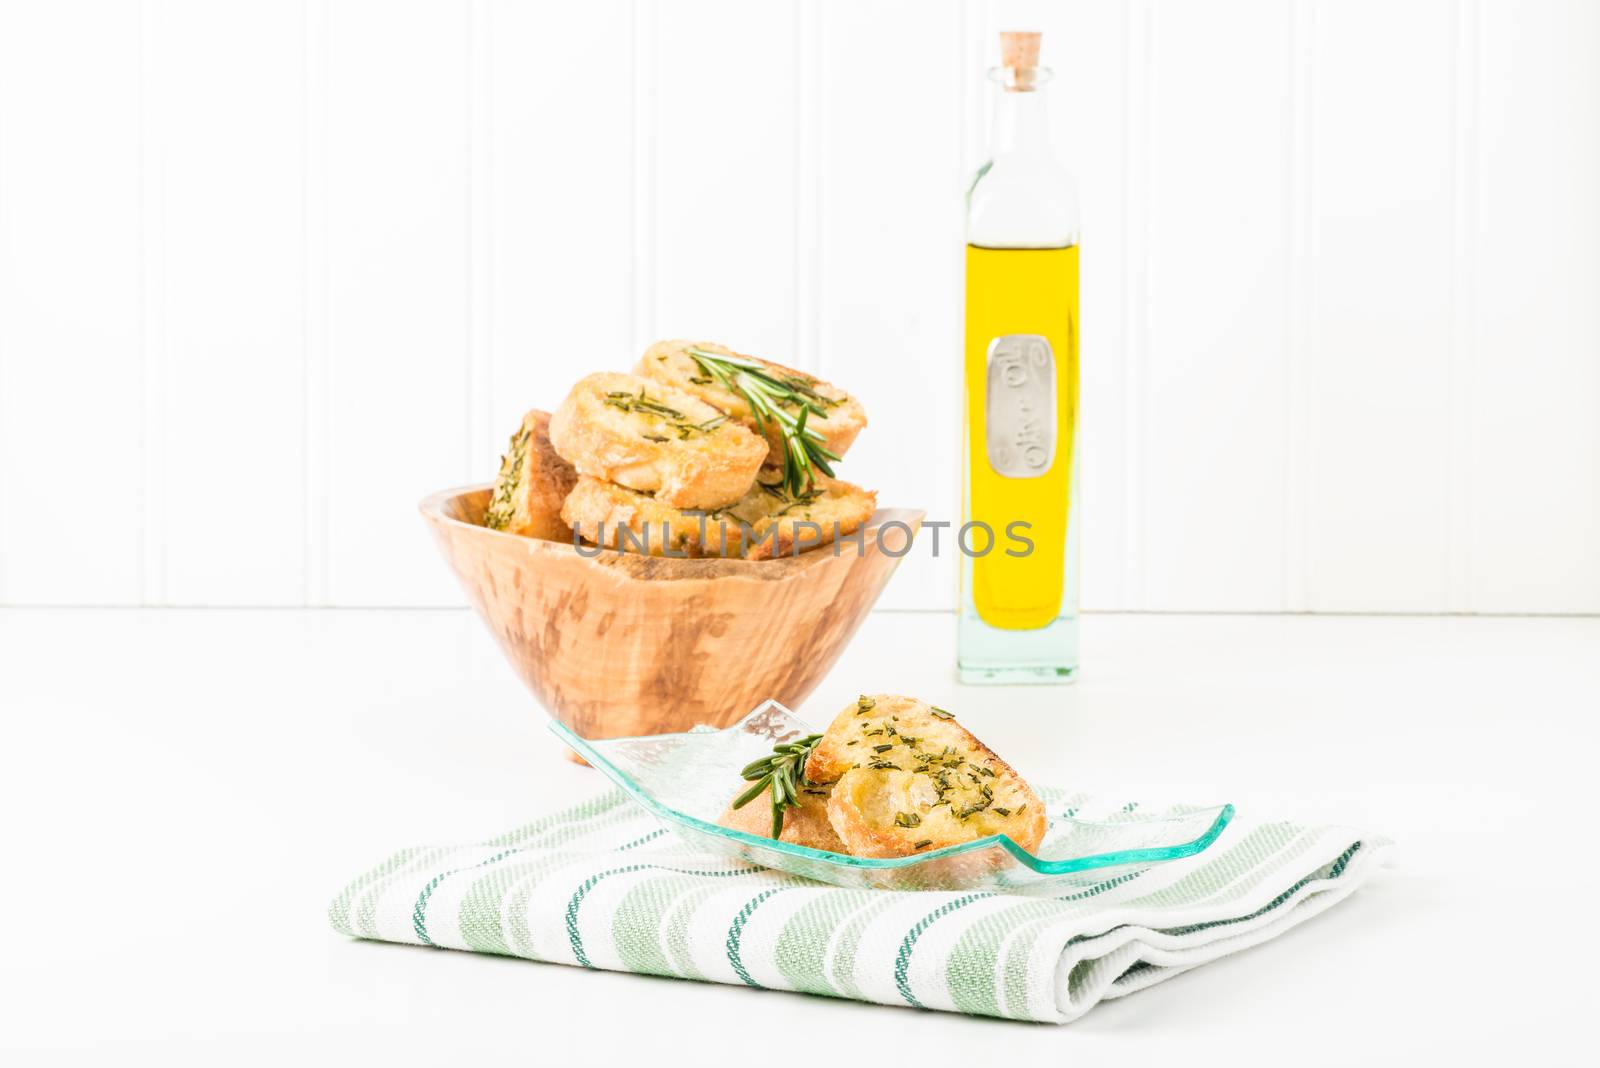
top-left (548, 371), bottom-right (766, 510)
top-left (561, 471), bottom-right (877, 559)
top-left (805, 694), bottom-right (1047, 860)
top-left (483, 409), bottom-right (579, 541)
top-left (634, 340), bottom-right (867, 467)
top-left (730, 473), bottom-right (877, 561)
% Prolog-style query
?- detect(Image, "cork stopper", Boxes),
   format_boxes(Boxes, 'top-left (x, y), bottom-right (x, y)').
top-left (999, 31), bottom-right (1043, 91)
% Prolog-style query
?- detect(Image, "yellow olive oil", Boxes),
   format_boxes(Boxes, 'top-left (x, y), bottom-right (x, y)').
top-left (959, 29), bottom-right (1081, 682)
top-left (962, 244), bottom-right (1078, 630)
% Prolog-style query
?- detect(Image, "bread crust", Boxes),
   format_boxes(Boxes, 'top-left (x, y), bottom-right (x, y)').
top-left (560, 476), bottom-right (719, 557)
top-left (634, 340), bottom-right (867, 465)
top-left (548, 372), bottom-right (766, 510)
top-left (806, 694), bottom-right (1046, 860)
top-left (717, 781), bottom-right (843, 852)
top-left (561, 472), bottom-right (877, 559)
top-left (483, 409), bottom-right (578, 541)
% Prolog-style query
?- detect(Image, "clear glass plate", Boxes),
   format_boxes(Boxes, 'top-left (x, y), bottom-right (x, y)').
top-left (550, 701), bottom-right (1233, 892)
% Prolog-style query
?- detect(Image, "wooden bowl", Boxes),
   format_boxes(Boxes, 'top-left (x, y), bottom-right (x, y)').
top-left (421, 484), bottom-right (924, 745)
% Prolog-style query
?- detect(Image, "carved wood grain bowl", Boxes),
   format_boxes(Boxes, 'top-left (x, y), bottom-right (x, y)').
top-left (421, 485), bottom-right (924, 750)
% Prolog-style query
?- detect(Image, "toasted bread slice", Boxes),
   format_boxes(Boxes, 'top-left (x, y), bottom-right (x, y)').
top-left (561, 472), bottom-right (877, 559)
top-left (727, 473), bottom-right (877, 561)
top-left (548, 372), bottom-right (766, 510)
top-left (717, 781), bottom-right (843, 852)
top-left (634, 340), bottom-right (867, 466)
top-left (559, 475), bottom-right (718, 557)
top-left (805, 694), bottom-right (1046, 859)
top-left (483, 409), bottom-right (579, 541)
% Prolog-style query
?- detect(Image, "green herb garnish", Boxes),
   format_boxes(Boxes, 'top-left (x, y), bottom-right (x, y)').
top-left (684, 346), bottom-right (841, 496)
top-left (484, 422), bottom-right (531, 530)
top-left (930, 707), bottom-right (955, 720)
top-left (603, 388), bottom-right (726, 442)
top-left (732, 733), bottom-right (823, 839)
top-left (894, 812), bottom-right (922, 828)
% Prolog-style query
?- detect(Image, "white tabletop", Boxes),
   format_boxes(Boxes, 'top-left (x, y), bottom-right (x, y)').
top-left (2, 607), bottom-right (1595, 1063)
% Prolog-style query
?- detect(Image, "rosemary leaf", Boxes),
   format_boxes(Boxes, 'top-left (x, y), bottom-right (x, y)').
top-left (731, 773), bottom-right (774, 811)
top-left (734, 732), bottom-right (823, 841)
top-left (684, 346), bottom-right (842, 495)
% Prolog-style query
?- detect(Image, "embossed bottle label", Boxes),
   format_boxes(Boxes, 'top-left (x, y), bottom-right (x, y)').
top-left (984, 333), bottom-right (1055, 478)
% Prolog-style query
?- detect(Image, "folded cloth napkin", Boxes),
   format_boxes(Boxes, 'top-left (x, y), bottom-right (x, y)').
top-left (329, 787), bottom-right (1389, 1023)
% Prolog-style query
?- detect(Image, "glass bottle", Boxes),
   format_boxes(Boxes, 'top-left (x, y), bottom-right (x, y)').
top-left (958, 31), bottom-right (1081, 684)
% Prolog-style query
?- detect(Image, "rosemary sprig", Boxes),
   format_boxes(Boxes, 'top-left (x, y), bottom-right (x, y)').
top-left (732, 732), bottom-right (824, 839)
top-left (683, 346), bottom-right (842, 496)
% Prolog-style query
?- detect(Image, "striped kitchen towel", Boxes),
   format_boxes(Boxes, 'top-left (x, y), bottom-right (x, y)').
top-left (329, 787), bottom-right (1389, 1023)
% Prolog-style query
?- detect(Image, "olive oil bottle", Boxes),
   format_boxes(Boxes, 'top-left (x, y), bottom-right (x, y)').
top-left (959, 31), bottom-right (1081, 683)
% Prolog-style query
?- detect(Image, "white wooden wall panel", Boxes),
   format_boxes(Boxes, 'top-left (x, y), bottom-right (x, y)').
top-left (653, 2), bottom-right (799, 358)
top-left (1306, 0), bottom-right (1456, 612)
top-left (1140, 0), bottom-right (1292, 611)
top-left (1471, 0), bottom-right (1600, 613)
top-left (817, 2), bottom-right (965, 610)
top-left (486, 0), bottom-right (634, 475)
top-left (155, 0), bottom-right (306, 604)
top-left (0, 0), bottom-right (1595, 614)
top-left (0, 2), bottom-right (144, 604)
top-left (325, 0), bottom-right (471, 606)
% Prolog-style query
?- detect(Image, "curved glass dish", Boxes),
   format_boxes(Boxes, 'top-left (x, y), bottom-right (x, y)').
top-left (551, 701), bottom-right (1233, 892)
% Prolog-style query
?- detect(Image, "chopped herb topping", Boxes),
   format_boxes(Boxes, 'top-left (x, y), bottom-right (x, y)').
top-left (930, 707), bottom-right (955, 720)
top-left (913, 839), bottom-right (933, 850)
top-left (602, 388), bottom-right (728, 441)
top-left (484, 422), bottom-right (531, 530)
top-left (893, 812), bottom-right (922, 828)
top-left (872, 744), bottom-right (894, 754)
